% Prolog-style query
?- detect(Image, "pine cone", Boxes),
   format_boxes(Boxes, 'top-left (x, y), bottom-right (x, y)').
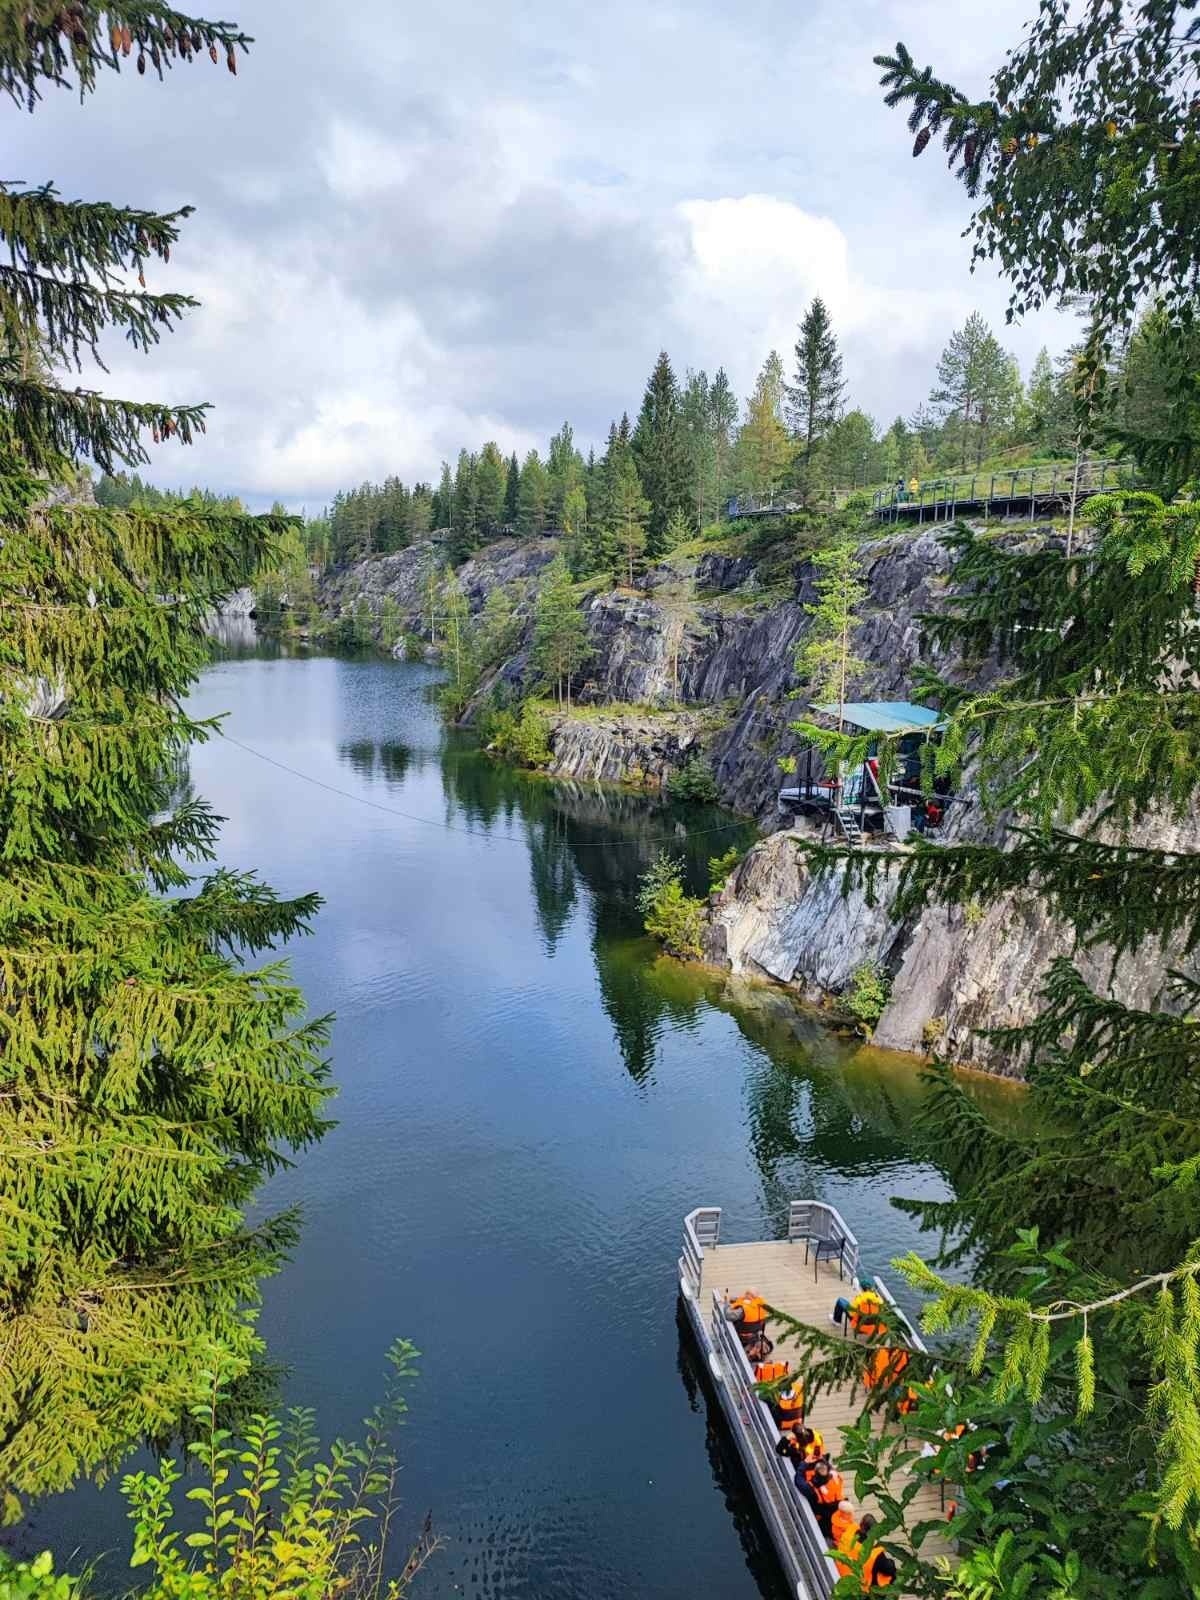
top-left (110, 24), bottom-right (121, 50)
top-left (912, 126), bottom-right (931, 157)
top-left (964, 135), bottom-right (977, 167)
top-left (121, 26), bottom-right (131, 53)
top-left (209, 41), bottom-right (218, 62)
top-left (137, 51), bottom-right (145, 74)
top-left (227, 46), bottom-right (236, 74)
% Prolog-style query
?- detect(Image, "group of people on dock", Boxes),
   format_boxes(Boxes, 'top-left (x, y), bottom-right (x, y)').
top-left (727, 1287), bottom-right (898, 1590)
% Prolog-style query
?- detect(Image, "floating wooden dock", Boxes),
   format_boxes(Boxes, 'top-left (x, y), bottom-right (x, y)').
top-left (678, 1201), bottom-right (951, 1598)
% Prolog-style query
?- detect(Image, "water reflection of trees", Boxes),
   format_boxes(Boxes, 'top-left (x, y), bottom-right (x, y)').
top-left (440, 748), bottom-right (751, 1079)
top-left (337, 739), bottom-right (418, 787)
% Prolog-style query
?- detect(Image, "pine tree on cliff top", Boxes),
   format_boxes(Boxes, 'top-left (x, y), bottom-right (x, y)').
top-left (0, 5), bottom-right (331, 1509)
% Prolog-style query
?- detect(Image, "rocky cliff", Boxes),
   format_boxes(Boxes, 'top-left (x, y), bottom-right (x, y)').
top-left (318, 524), bottom-right (1186, 1076)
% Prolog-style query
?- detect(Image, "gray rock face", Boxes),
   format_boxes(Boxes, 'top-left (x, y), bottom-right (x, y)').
top-left (546, 710), bottom-right (706, 788)
top-left (319, 537), bottom-right (556, 638)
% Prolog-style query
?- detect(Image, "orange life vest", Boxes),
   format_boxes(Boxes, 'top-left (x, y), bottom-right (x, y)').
top-left (813, 1469), bottom-right (845, 1507)
top-left (896, 1386), bottom-right (920, 1416)
top-left (849, 1289), bottom-right (886, 1338)
top-left (831, 1509), bottom-right (858, 1575)
top-left (731, 1292), bottom-right (767, 1329)
top-left (864, 1547), bottom-right (893, 1589)
top-left (754, 1361), bottom-right (789, 1384)
top-left (864, 1346), bottom-right (910, 1391)
top-left (776, 1382), bottom-right (804, 1430)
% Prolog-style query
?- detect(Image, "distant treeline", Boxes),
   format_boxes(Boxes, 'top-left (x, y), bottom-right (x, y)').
top-left (318, 297), bottom-right (1191, 576)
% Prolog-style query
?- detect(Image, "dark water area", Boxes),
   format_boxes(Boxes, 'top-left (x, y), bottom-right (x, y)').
top-left (23, 649), bottom-right (1009, 1598)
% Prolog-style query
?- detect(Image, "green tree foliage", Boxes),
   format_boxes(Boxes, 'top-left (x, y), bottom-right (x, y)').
top-left (820, 408), bottom-right (884, 491)
top-left (327, 478), bottom-right (428, 565)
top-left (431, 461), bottom-right (453, 531)
top-left (636, 855), bottom-right (705, 960)
top-left (731, 351), bottom-right (792, 499)
top-left (1114, 302), bottom-right (1200, 497)
top-left (560, 482), bottom-right (590, 578)
top-left (877, 2), bottom-right (1200, 405)
top-left (930, 313), bottom-right (1021, 469)
top-left (480, 699), bottom-right (553, 769)
top-left (449, 448), bottom-right (479, 563)
top-left (792, 539), bottom-right (868, 726)
top-left (632, 350), bottom-right (692, 556)
top-left (785, 296), bottom-right (847, 476)
top-left (516, 448), bottom-right (549, 535)
top-left (0, 3), bottom-right (332, 1508)
top-left (503, 450), bottom-right (520, 525)
top-left (610, 447), bottom-right (650, 587)
top-left (530, 554), bottom-right (590, 706)
top-left (792, 489), bottom-right (1200, 1591)
top-left (665, 760), bottom-right (719, 803)
top-left (474, 440), bottom-right (507, 535)
top-left (546, 420), bottom-right (584, 528)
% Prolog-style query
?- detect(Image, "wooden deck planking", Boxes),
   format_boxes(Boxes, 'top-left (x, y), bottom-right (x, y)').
top-left (699, 1239), bottom-right (952, 1560)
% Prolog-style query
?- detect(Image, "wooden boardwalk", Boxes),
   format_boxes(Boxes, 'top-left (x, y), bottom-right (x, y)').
top-left (697, 1238), bottom-right (953, 1575)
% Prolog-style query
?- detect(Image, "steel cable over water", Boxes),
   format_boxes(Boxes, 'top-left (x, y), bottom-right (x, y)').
top-left (222, 732), bottom-right (753, 850)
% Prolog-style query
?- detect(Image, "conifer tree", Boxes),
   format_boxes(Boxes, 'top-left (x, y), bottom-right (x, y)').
top-left (632, 350), bottom-right (691, 555)
top-left (546, 421), bottom-right (583, 529)
top-left (503, 450), bottom-right (520, 526)
top-left (784, 296), bottom-right (846, 471)
top-left (561, 483), bottom-right (590, 579)
top-left (474, 440), bottom-right (507, 535)
top-left (731, 352), bottom-right (792, 499)
top-left (708, 366), bottom-right (738, 512)
top-left (516, 448), bottom-right (549, 535)
top-left (0, 4), bottom-right (332, 1507)
top-left (449, 448), bottom-right (479, 562)
top-left (432, 461), bottom-right (453, 531)
top-left (929, 313), bottom-right (1018, 469)
top-left (530, 555), bottom-right (590, 707)
top-left (610, 452), bottom-right (650, 588)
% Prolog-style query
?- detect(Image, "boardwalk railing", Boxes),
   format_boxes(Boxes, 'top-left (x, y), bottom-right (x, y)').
top-left (708, 1287), bottom-right (841, 1599)
top-left (872, 458), bottom-right (1132, 522)
top-left (680, 1205), bottom-right (722, 1297)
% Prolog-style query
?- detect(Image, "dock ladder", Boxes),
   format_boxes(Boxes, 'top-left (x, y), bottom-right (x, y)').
top-left (835, 808), bottom-right (863, 845)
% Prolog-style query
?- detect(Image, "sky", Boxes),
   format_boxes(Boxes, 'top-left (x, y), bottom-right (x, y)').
top-left (14, 0), bottom-right (1076, 511)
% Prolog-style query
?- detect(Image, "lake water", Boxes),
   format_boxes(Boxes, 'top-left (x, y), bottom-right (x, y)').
top-left (22, 650), bottom-right (992, 1598)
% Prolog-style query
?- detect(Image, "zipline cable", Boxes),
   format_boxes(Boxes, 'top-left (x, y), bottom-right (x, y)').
top-left (220, 733), bottom-right (755, 851)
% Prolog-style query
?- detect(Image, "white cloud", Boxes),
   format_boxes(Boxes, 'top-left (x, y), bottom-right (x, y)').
top-left (8, 0), bottom-right (1077, 506)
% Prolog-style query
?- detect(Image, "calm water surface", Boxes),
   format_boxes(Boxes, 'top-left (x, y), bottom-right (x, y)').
top-left (26, 650), bottom-right (996, 1598)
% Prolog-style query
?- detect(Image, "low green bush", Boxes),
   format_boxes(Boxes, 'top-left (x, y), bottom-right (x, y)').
top-left (481, 700), bottom-right (552, 769)
top-left (1, 1345), bottom-right (436, 1600)
top-left (666, 759), bottom-right (719, 803)
top-left (637, 853), bottom-right (705, 960)
top-left (708, 844), bottom-right (744, 891)
top-left (844, 961), bottom-right (891, 1033)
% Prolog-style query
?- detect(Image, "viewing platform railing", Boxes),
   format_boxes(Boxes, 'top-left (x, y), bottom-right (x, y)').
top-left (872, 458), bottom-right (1131, 522)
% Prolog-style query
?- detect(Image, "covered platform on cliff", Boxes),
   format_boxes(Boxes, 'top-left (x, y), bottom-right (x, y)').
top-left (778, 700), bottom-right (954, 845)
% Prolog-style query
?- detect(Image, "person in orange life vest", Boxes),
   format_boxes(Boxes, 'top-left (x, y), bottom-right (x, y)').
top-left (865, 1551), bottom-right (896, 1589)
top-left (727, 1290), bottom-right (768, 1345)
top-left (796, 1459), bottom-right (845, 1539)
top-left (774, 1378), bottom-right (804, 1431)
top-left (833, 1512), bottom-right (876, 1577)
top-left (776, 1424), bottom-right (824, 1466)
top-left (830, 1278), bottom-right (886, 1337)
top-left (863, 1345), bottom-right (910, 1394)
